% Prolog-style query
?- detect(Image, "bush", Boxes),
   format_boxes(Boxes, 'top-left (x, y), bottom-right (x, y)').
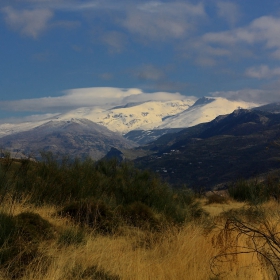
top-left (211, 207), bottom-right (280, 279)
top-left (0, 155), bottom-right (205, 228)
top-left (0, 213), bottom-right (16, 248)
top-left (228, 179), bottom-right (269, 204)
top-left (116, 202), bottom-right (161, 230)
top-left (59, 199), bottom-right (117, 234)
top-left (0, 211), bottom-right (54, 278)
top-left (15, 212), bottom-right (54, 242)
top-left (0, 213), bottom-right (17, 266)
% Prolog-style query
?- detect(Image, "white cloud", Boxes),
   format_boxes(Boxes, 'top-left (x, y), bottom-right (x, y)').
top-left (138, 1), bottom-right (205, 16)
top-left (121, 2), bottom-right (206, 40)
top-left (2, 1), bottom-right (206, 42)
top-left (216, 1), bottom-right (240, 27)
top-left (245, 65), bottom-right (280, 79)
top-left (122, 91), bottom-right (194, 103)
top-left (181, 15), bottom-right (280, 67)
top-left (2, 6), bottom-right (53, 38)
top-left (0, 88), bottom-right (140, 112)
top-left (202, 16), bottom-right (280, 58)
top-left (210, 88), bottom-right (280, 104)
top-left (0, 113), bottom-right (60, 125)
top-left (11, 1), bottom-right (99, 11)
top-left (0, 87), bottom-right (192, 113)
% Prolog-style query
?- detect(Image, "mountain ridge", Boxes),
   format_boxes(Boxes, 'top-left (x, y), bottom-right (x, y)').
top-left (0, 97), bottom-right (259, 139)
top-left (0, 118), bottom-right (136, 160)
top-left (130, 106), bottom-right (280, 189)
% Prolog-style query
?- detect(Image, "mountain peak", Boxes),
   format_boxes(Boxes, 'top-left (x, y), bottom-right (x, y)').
top-left (192, 97), bottom-right (215, 107)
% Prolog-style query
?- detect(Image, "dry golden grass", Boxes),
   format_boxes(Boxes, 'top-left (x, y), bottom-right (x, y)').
top-left (0, 198), bottom-right (277, 280)
top-left (201, 197), bottom-right (246, 217)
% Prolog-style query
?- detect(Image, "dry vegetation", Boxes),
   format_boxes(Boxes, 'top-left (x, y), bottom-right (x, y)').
top-left (0, 155), bottom-right (280, 279)
top-left (0, 198), bottom-right (277, 280)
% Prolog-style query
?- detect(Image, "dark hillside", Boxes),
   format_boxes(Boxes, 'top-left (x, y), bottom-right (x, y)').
top-left (133, 108), bottom-right (280, 189)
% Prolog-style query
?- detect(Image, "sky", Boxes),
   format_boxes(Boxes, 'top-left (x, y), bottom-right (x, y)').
top-left (1, 0), bottom-right (280, 121)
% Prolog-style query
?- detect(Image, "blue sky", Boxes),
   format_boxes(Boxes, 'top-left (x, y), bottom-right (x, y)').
top-left (1, 0), bottom-right (280, 119)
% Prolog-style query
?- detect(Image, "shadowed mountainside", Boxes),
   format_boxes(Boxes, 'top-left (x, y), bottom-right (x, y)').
top-left (132, 108), bottom-right (280, 189)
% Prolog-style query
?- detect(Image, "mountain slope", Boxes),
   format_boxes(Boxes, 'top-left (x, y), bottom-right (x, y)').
top-left (132, 108), bottom-right (280, 189)
top-left (158, 97), bottom-right (259, 129)
top-left (0, 120), bottom-right (49, 138)
top-left (0, 97), bottom-right (260, 139)
top-left (0, 118), bottom-right (136, 160)
top-left (124, 128), bottom-right (184, 145)
top-left (56, 99), bottom-right (196, 133)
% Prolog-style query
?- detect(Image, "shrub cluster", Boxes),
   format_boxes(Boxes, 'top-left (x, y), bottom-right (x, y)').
top-left (228, 176), bottom-right (280, 204)
top-left (0, 211), bottom-right (53, 278)
top-left (0, 153), bottom-right (207, 277)
top-left (0, 153), bottom-right (204, 231)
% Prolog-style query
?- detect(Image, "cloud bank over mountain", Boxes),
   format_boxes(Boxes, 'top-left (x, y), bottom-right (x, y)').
top-left (0, 87), bottom-right (193, 115)
top-left (210, 88), bottom-right (280, 104)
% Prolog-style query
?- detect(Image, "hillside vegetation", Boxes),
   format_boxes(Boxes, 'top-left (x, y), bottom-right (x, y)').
top-left (134, 109), bottom-right (280, 188)
top-left (0, 154), bottom-right (280, 279)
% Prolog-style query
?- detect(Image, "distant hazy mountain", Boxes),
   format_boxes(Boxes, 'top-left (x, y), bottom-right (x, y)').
top-left (0, 118), bottom-right (136, 160)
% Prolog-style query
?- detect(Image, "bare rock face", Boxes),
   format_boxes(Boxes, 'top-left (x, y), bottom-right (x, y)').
top-left (0, 118), bottom-right (136, 160)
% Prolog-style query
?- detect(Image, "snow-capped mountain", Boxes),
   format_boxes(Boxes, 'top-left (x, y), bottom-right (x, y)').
top-left (0, 99), bottom-right (195, 137)
top-left (56, 99), bottom-right (196, 133)
top-left (157, 97), bottom-right (260, 129)
top-left (0, 120), bottom-right (49, 138)
top-left (0, 97), bottom-right (260, 141)
top-left (48, 96), bottom-right (260, 133)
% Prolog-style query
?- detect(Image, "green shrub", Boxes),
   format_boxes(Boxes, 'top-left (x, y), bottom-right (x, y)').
top-left (228, 179), bottom-right (269, 204)
top-left (0, 213), bottom-right (16, 248)
top-left (59, 199), bottom-right (117, 234)
top-left (220, 206), bottom-right (266, 223)
top-left (15, 212), bottom-right (54, 243)
top-left (0, 213), bottom-right (17, 266)
top-left (264, 173), bottom-right (280, 201)
top-left (116, 202), bottom-right (161, 230)
top-left (0, 155), bottom-right (205, 227)
top-left (0, 211), bottom-right (54, 278)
